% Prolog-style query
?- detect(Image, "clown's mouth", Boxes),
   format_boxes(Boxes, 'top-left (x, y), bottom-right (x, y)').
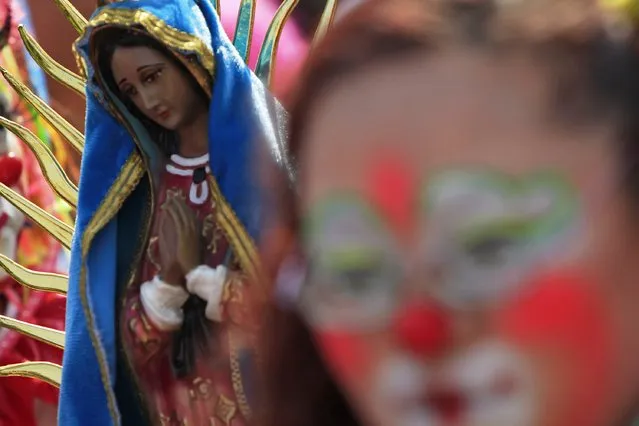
top-left (424, 372), bottom-right (520, 422)
top-left (380, 342), bottom-right (535, 426)
top-left (425, 388), bottom-right (467, 422)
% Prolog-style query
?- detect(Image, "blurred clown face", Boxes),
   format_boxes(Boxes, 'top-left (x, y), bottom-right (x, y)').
top-left (295, 51), bottom-right (639, 426)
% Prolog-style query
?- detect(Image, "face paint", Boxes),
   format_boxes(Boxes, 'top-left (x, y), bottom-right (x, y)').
top-left (365, 155), bottom-right (416, 235)
top-left (422, 169), bottom-right (582, 308)
top-left (393, 301), bottom-right (452, 357)
top-left (495, 270), bottom-right (617, 426)
top-left (302, 167), bottom-right (602, 426)
top-left (303, 169), bottom-right (583, 332)
top-left (315, 329), bottom-right (373, 384)
top-left (301, 196), bottom-right (402, 330)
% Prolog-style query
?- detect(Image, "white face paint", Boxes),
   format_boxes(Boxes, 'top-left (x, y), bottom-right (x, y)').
top-left (371, 341), bottom-right (536, 426)
top-left (447, 341), bottom-right (536, 426)
top-left (371, 354), bottom-right (435, 426)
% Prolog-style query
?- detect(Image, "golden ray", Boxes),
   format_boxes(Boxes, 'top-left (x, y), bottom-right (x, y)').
top-left (0, 67), bottom-right (85, 153)
top-left (233, 0), bottom-right (256, 63)
top-left (52, 0), bottom-right (88, 34)
top-left (255, 0), bottom-right (299, 86)
top-left (0, 316), bottom-right (65, 349)
top-left (312, 0), bottom-right (338, 48)
top-left (0, 184), bottom-right (73, 250)
top-left (18, 26), bottom-right (86, 98)
top-left (0, 117), bottom-right (78, 208)
top-left (0, 362), bottom-right (62, 388)
top-left (0, 254), bottom-right (68, 295)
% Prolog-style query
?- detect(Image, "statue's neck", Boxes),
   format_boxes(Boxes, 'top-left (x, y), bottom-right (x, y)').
top-left (176, 110), bottom-right (209, 158)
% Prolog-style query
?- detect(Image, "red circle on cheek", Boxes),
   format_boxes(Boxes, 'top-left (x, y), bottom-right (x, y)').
top-left (495, 272), bottom-right (617, 426)
top-left (315, 330), bottom-right (373, 384)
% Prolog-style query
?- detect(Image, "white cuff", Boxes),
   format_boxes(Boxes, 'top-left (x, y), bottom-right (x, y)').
top-left (185, 265), bottom-right (227, 322)
top-left (140, 276), bottom-right (190, 331)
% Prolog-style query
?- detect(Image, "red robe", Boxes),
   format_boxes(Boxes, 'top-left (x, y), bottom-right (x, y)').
top-left (120, 154), bottom-right (254, 426)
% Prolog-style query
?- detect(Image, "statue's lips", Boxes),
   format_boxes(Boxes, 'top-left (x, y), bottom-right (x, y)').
top-left (156, 109), bottom-right (171, 121)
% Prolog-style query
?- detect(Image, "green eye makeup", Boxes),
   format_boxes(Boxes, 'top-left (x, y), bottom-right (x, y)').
top-left (422, 169), bottom-right (582, 307)
top-left (301, 194), bottom-right (401, 329)
top-left (297, 169), bottom-right (583, 327)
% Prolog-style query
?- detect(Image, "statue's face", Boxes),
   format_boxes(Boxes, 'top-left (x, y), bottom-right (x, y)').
top-left (110, 45), bottom-right (207, 131)
top-left (297, 51), bottom-right (639, 426)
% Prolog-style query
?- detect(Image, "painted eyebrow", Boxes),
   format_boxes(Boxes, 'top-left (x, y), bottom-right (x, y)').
top-left (117, 63), bottom-right (165, 86)
top-left (137, 63), bottom-right (164, 73)
top-left (306, 199), bottom-right (388, 247)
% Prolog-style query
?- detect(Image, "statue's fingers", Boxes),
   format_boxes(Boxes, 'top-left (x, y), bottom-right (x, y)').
top-left (175, 197), bottom-right (197, 234)
top-left (169, 198), bottom-right (190, 231)
top-left (166, 205), bottom-right (187, 244)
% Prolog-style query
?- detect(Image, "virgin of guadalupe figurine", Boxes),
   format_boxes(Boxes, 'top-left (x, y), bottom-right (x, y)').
top-left (0, 1), bottom-right (335, 425)
top-left (54, 0), bottom-right (301, 425)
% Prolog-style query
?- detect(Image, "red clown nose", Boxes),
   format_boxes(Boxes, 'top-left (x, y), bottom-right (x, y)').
top-left (394, 301), bottom-right (451, 356)
top-left (0, 152), bottom-right (22, 188)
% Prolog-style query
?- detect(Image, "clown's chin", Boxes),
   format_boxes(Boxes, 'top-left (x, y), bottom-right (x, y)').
top-left (396, 384), bottom-right (535, 426)
top-left (373, 341), bottom-right (537, 426)
top-left (462, 390), bottom-right (535, 426)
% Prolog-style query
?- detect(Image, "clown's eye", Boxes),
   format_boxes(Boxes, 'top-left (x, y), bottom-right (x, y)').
top-left (465, 235), bottom-right (517, 266)
top-left (337, 265), bottom-right (376, 292)
top-left (300, 197), bottom-right (401, 329)
top-left (428, 225), bottom-right (532, 308)
top-left (312, 251), bottom-right (395, 296)
top-left (330, 258), bottom-right (392, 295)
top-left (460, 219), bottom-right (529, 267)
top-left (423, 169), bottom-right (582, 308)
top-left (302, 249), bottom-right (401, 330)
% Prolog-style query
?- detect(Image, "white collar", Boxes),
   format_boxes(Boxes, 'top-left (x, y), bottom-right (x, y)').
top-left (170, 153), bottom-right (209, 168)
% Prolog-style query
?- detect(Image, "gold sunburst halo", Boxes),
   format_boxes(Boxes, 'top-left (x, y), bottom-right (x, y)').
top-left (0, 362), bottom-right (62, 388)
top-left (0, 254), bottom-right (68, 294)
